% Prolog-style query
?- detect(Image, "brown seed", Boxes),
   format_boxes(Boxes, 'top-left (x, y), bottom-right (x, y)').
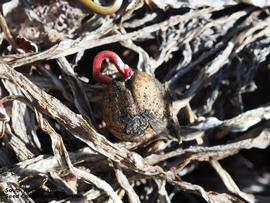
top-left (102, 71), bottom-right (169, 142)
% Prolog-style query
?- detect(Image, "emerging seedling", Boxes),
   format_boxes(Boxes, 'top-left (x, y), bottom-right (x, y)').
top-left (93, 50), bottom-right (173, 142)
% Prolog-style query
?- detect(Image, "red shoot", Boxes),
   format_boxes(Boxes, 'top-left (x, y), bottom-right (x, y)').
top-left (92, 50), bottom-right (134, 84)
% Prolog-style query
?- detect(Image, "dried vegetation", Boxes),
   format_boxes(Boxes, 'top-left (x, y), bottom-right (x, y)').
top-left (0, 0), bottom-right (270, 203)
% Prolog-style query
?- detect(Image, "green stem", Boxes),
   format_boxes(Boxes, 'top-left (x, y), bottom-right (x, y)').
top-left (79, 0), bottom-right (123, 15)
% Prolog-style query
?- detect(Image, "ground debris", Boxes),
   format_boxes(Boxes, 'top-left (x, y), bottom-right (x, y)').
top-left (0, 1), bottom-right (270, 203)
